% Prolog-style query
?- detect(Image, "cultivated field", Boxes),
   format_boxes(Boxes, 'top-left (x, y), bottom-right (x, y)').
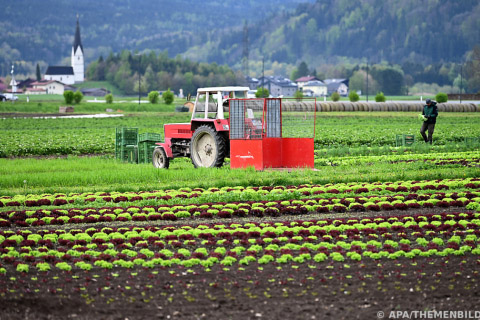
top-left (1, 105), bottom-right (479, 319)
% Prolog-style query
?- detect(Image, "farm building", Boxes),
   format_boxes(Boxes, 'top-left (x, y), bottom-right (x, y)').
top-left (28, 80), bottom-right (66, 95)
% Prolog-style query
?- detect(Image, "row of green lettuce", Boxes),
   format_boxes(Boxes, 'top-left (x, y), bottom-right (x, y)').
top-left (2, 188), bottom-right (480, 227)
top-left (315, 151), bottom-right (480, 166)
top-left (1, 211), bottom-right (479, 273)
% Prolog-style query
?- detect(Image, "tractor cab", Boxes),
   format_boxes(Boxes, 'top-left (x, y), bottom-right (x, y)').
top-left (191, 87), bottom-right (250, 121)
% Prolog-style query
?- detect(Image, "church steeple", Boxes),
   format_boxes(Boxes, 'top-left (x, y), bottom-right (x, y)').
top-left (71, 14), bottom-right (84, 83)
top-left (73, 15), bottom-right (83, 55)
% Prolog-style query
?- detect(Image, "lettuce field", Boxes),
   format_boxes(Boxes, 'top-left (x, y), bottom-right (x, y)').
top-left (1, 112), bottom-right (480, 157)
top-left (1, 109), bottom-right (480, 319)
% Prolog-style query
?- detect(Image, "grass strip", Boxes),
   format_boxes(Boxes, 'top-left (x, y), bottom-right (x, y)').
top-left (1, 156), bottom-right (479, 196)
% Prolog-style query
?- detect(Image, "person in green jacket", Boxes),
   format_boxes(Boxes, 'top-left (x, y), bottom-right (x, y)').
top-left (420, 99), bottom-right (438, 144)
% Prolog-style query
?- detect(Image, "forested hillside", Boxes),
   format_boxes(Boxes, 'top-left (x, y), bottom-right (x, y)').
top-left (0, 0), bottom-right (310, 76)
top-left (203, 0), bottom-right (480, 67)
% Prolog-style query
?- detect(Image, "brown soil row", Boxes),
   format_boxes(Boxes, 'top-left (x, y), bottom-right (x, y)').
top-left (0, 255), bottom-right (478, 320)
top-left (10, 206), bottom-right (471, 233)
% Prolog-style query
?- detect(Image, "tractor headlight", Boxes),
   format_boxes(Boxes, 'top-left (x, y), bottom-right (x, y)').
top-left (223, 124), bottom-right (229, 130)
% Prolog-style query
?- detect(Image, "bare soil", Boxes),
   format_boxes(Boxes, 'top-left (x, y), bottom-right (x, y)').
top-left (21, 206), bottom-right (472, 233)
top-left (0, 256), bottom-right (478, 320)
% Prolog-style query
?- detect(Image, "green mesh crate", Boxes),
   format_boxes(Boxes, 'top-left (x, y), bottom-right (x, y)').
top-left (395, 134), bottom-right (415, 147)
top-left (138, 132), bottom-right (162, 143)
top-left (138, 141), bottom-right (157, 164)
top-left (125, 145), bottom-right (138, 163)
top-left (115, 145), bottom-right (138, 163)
top-left (116, 128), bottom-right (138, 146)
top-left (115, 128), bottom-right (138, 160)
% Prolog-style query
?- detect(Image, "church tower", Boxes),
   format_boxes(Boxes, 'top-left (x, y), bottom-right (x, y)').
top-left (71, 15), bottom-right (84, 83)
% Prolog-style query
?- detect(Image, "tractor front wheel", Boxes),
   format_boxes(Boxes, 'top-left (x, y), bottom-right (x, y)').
top-left (191, 125), bottom-right (226, 168)
top-left (152, 147), bottom-right (170, 169)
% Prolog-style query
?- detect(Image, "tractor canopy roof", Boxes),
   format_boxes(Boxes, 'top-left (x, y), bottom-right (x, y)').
top-left (197, 87), bottom-right (250, 94)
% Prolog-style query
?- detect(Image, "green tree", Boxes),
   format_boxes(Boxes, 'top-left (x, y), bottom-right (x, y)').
top-left (114, 62), bottom-right (133, 94)
top-left (255, 87), bottom-right (269, 98)
top-left (371, 65), bottom-right (404, 95)
top-left (85, 60), bottom-right (98, 80)
top-left (133, 74), bottom-right (147, 95)
top-left (96, 56), bottom-right (106, 81)
top-left (435, 92), bottom-right (447, 103)
top-left (148, 91), bottom-right (160, 104)
top-left (290, 68), bottom-right (299, 81)
top-left (158, 71), bottom-right (171, 90)
top-left (105, 93), bottom-right (113, 104)
top-left (331, 92), bottom-right (340, 101)
top-left (183, 72), bottom-right (195, 96)
top-left (144, 65), bottom-right (157, 92)
top-left (162, 89), bottom-right (174, 104)
top-left (453, 75), bottom-right (465, 93)
top-left (297, 61), bottom-right (309, 78)
top-left (348, 91), bottom-right (359, 102)
top-left (35, 63), bottom-right (41, 81)
top-left (349, 69), bottom-right (379, 95)
top-left (306, 18), bottom-right (317, 39)
top-left (294, 90), bottom-right (304, 101)
top-left (465, 45), bottom-right (480, 93)
top-left (73, 91), bottom-right (83, 104)
top-left (63, 90), bottom-right (74, 104)
top-left (375, 92), bottom-right (386, 102)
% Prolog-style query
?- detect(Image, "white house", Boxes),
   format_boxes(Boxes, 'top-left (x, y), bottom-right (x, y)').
top-left (24, 87), bottom-right (46, 95)
top-left (30, 80), bottom-right (65, 95)
top-left (303, 80), bottom-right (328, 97)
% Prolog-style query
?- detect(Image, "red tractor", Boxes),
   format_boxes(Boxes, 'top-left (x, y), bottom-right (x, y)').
top-left (153, 87), bottom-right (251, 169)
top-left (153, 86), bottom-right (315, 170)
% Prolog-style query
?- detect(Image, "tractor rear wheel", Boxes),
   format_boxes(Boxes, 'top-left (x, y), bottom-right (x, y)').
top-left (190, 125), bottom-right (226, 168)
top-left (152, 147), bottom-right (170, 169)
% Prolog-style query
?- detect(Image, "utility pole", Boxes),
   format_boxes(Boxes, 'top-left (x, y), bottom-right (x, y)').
top-left (135, 53), bottom-right (141, 106)
top-left (262, 56), bottom-right (265, 98)
top-left (242, 21), bottom-right (249, 78)
top-left (460, 63), bottom-right (463, 104)
top-left (366, 61), bottom-right (369, 102)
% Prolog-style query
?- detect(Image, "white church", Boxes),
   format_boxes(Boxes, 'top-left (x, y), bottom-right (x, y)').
top-left (44, 16), bottom-right (84, 85)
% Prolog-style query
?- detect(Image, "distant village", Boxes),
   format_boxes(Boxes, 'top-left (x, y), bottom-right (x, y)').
top-left (1, 17), bottom-right (110, 98)
top-left (1, 18), bottom-right (350, 98)
top-left (246, 76), bottom-right (349, 98)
